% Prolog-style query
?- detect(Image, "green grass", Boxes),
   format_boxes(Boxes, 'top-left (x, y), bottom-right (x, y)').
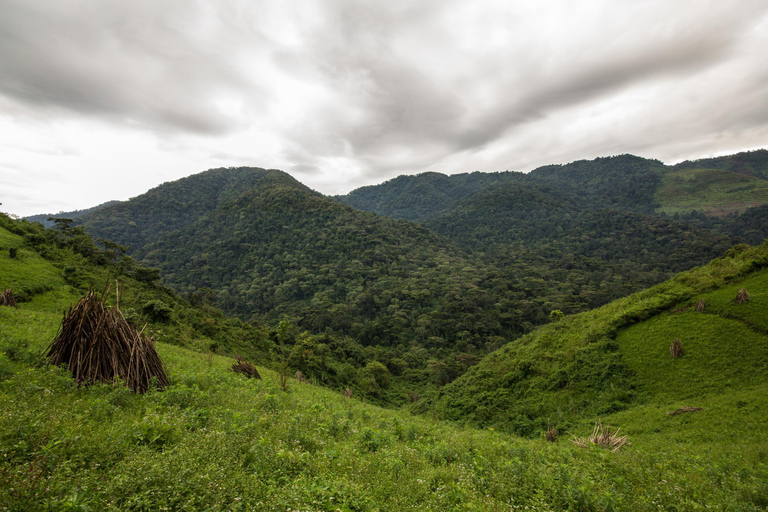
top-left (617, 310), bottom-right (768, 400)
top-left (656, 167), bottom-right (768, 216)
top-left (2, 221), bottom-right (768, 509)
top-left (2, 337), bottom-right (768, 511)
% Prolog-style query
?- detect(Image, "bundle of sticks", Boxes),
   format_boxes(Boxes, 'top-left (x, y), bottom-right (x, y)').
top-left (45, 288), bottom-right (169, 393)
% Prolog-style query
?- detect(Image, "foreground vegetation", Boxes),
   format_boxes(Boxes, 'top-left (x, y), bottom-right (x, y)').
top-left (2, 214), bottom-right (768, 509)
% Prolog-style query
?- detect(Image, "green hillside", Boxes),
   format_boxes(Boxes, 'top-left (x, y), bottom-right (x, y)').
top-left (2, 216), bottom-right (768, 510)
top-left (336, 154), bottom-right (665, 219)
top-left (24, 200), bottom-right (120, 228)
top-left (335, 170), bottom-right (527, 221)
top-left (436, 242), bottom-right (768, 435)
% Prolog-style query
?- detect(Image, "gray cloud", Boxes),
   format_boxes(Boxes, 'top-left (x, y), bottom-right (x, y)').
top-left (1, 0), bottom-right (768, 214)
top-left (270, 0), bottom-right (768, 184)
top-left (0, 0), bottom-right (265, 134)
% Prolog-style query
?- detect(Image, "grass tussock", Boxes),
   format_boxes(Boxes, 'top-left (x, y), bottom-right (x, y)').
top-left (572, 422), bottom-right (630, 452)
top-left (670, 338), bottom-right (684, 358)
top-left (545, 426), bottom-right (558, 442)
top-left (45, 287), bottom-right (169, 393)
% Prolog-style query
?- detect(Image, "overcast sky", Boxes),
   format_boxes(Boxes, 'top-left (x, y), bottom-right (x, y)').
top-left (2, 1), bottom-right (768, 217)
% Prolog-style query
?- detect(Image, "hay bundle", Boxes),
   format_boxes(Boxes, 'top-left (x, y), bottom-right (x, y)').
top-left (45, 289), bottom-right (169, 393)
top-left (0, 288), bottom-right (16, 307)
top-left (695, 299), bottom-right (706, 312)
top-left (232, 355), bottom-right (261, 379)
top-left (735, 287), bottom-right (751, 304)
top-left (670, 338), bottom-right (684, 358)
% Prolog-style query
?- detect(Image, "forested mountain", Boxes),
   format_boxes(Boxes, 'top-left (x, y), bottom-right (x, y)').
top-left (335, 170), bottom-right (527, 221)
top-left (3, 221), bottom-right (767, 509)
top-left (337, 151), bottom-right (768, 219)
top-left (336, 154), bottom-right (666, 219)
top-left (6, 153), bottom-right (768, 509)
top-left (674, 148), bottom-right (768, 179)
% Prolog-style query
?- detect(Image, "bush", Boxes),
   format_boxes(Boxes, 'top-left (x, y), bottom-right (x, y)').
top-left (141, 299), bottom-right (173, 322)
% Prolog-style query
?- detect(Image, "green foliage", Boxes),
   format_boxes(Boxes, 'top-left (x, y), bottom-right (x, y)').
top-left (2, 213), bottom-right (768, 509)
top-left (1, 322), bottom-right (767, 510)
top-left (72, 160), bottom-right (767, 407)
top-left (141, 299), bottom-right (173, 322)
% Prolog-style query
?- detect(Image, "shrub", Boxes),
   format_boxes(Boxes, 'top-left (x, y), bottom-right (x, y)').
top-left (141, 299), bottom-right (173, 322)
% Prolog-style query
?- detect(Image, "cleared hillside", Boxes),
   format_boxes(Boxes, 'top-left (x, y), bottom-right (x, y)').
top-left (656, 167), bottom-right (768, 216)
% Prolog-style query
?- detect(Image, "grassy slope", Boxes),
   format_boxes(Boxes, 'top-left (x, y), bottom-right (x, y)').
top-left (437, 242), bottom-right (768, 431)
top-left (656, 167), bottom-right (768, 216)
top-left (2, 295), bottom-right (767, 510)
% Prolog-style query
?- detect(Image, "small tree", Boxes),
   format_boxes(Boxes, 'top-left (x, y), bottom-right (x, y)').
top-left (549, 309), bottom-right (564, 322)
top-left (275, 317), bottom-right (299, 391)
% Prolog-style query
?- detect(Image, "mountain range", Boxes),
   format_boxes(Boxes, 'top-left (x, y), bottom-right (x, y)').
top-left (49, 149), bottom-right (768, 405)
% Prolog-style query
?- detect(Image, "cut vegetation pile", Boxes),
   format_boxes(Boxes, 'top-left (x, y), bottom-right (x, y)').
top-left (735, 287), bottom-right (751, 304)
top-left (45, 288), bottom-right (169, 393)
top-left (0, 288), bottom-right (16, 307)
top-left (670, 338), bottom-right (684, 358)
top-left (572, 422), bottom-right (630, 452)
top-left (231, 355), bottom-right (261, 379)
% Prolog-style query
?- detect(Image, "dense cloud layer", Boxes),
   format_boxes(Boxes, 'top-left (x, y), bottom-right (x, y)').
top-left (1, 0), bottom-right (767, 215)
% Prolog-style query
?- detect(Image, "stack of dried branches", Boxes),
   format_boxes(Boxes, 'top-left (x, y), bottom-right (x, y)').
top-left (695, 299), bottom-right (706, 312)
top-left (735, 288), bottom-right (751, 304)
top-left (670, 338), bottom-right (684, 358)
top-left (572, 422), bottom-right (630, 452)
top-left (0, 288), bottom-right (16, 307)
top-left (45, 288), bottom-right (169, 393)
top-left (231, 355), bottom-right (261, 379)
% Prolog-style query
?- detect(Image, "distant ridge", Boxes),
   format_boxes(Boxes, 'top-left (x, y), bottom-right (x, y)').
top-left (24, 200), bottom-right (120, 227)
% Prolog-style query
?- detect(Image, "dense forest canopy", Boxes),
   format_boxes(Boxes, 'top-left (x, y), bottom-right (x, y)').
top-left (62, 152), bottom-right (768, 406)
